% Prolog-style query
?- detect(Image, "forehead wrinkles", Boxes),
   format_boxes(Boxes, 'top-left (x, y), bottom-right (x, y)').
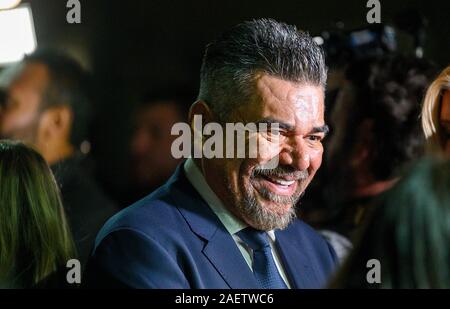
top-left (255, 76), bottom-right (323, 123)
top-left (257, 75), bottom-right (292, 103)
top-left (292, 93), bottom-right (320, 123)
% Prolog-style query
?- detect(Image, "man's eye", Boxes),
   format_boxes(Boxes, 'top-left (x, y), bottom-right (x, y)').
top-left (259, 128), bottom-right (281, 136)
top-left (306, 135), bottom-right (322, 142)
top-left (268, 128), bottom-right (281, 135)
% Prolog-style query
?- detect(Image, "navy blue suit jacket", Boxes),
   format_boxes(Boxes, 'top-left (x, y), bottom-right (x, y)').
top-left (85, 164), bottom-right (338, 288)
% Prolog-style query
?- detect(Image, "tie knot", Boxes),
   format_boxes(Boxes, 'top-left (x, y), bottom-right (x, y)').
top-left (237, 227), bottom-right (270, 250)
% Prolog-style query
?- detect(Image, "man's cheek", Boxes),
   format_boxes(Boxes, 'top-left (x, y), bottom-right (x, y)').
top-left (224, 158), bottom-right (241, 184)
top-left (224, 160), bottom-right (247, 201)
top-left (309, 146), bottom-right (324, 170)
top-left (10, 110), bottom-right (33, 130)
top-left (254, 135), bottom-right (282, 168)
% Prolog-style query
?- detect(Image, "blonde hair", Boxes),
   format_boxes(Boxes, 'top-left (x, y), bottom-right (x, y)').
top-left (0, 141), bottom-right (76, 288)
top-left (421, 65), bottom-right (450, 155)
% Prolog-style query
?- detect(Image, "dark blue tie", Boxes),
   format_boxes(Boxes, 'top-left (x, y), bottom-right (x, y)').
top-left (237, 227), bottom-right (288, 289)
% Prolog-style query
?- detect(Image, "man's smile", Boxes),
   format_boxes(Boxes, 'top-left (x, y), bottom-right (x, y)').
top-left (250, 173), bottom-right (300, 197)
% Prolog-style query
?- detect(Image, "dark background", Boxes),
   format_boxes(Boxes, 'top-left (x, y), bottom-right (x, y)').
top-left (11, 0), bottom-right (450, 204)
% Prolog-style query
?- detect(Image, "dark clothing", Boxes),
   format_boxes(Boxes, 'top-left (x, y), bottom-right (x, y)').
top-left (323, 196), bottom-right (377, 242)
top-left (85, 163), bottom-right (338, 289)
top-left (51, 154), bottom-right (118, 269)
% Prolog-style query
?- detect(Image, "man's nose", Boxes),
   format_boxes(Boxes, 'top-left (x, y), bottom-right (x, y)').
top-left (279, 137), bottom-right (310, 171)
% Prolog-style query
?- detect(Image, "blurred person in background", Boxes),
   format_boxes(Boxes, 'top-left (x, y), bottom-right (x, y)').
top-left (0, 89), bottom-right (5, 115)
top-left (126, 87), bottom-right (193, 204)
top-left (330, 158), bottom-right (450, 288)
top-left (0, 50), bottom-right (118, 269)
top-left (0, 140), bottom-right (76, 288)
top-left (421, 65), bottom-right (450, 156)
top-left (300, 55), bottom-right (435, 261)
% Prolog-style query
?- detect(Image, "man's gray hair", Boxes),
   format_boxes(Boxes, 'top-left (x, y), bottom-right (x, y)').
top-left (198, 18), bottom-right (327, 120)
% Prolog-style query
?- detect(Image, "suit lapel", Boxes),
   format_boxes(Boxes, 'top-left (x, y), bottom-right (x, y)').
top-left (203, 226), bottom-right (259, 289)
top-left (168, 164), bottom-right (259, 289)
top-left (275, 225), bottom-right (319, 289)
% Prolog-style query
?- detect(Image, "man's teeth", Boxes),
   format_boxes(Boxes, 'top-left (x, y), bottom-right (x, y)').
top-left (267, 177), bottom-right (295, 186)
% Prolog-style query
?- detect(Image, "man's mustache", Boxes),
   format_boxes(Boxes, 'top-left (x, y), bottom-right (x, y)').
top-left (252, 164), bottom-right (309, 181)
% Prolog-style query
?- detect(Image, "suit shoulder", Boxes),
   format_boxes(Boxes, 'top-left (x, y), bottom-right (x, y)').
top-left (95, 187), bottom-right (183, 245)
top-left (288, 219), bottom-right (336, 253)
top-left (290, 219), bottom-right (324, 238)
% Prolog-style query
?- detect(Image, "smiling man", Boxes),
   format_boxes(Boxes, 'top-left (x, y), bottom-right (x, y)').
top-left (86, 18), bottom-right (337, 289)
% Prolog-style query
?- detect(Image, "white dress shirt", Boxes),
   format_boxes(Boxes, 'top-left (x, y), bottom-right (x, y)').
top-left (183, 158), bottom-right (292, 288)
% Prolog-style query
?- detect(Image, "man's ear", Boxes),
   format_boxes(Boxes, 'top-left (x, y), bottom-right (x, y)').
top-left (38, 105), bottom-right (73, 142)
top-left (188, 100), bottom-right (215, 130)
